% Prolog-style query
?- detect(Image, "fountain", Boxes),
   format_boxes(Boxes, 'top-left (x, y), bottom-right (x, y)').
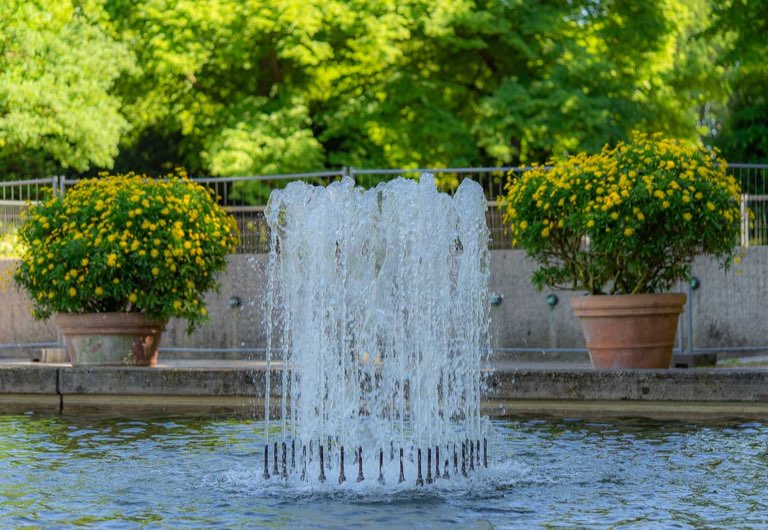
top-left (3, 177), bottom-right (767, 525)
top-left (262, 174), bottom-right (491, 485)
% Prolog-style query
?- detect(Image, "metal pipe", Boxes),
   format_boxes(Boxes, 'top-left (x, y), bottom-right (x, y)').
top-left (190, 170), bottom-right (345, 183)
top-left (461, 443), bottom-right (467, 477)
top-left (378, 448), bottom-right (385, 485)
top-left (357, 447), bottom-right (365, 482)
top-left (0, 178), bottom-right (58, 187)
top-left (273, 442), bottom-right (279, 476)
top-left (263, 444), bottom-right (270, 480)
top-left (426, 448), bottom-right (433, 484)
top-left (318, 445), bottom-right (326, 483)
top-left (416, 449), bottom-right (424, 486)
top-left (338, 446), bottom-right (346, 484)
top-left (281, 442), bottom-right (287, 479)
top-left (453, 443), bottom-right (458, 476)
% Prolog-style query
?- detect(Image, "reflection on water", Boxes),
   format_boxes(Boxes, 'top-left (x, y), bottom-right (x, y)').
top-left (1, 415), bottom-right (767, 528)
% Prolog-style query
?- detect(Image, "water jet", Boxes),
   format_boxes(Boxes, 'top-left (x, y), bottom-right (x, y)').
top-left (262, 174), bottom-right (491, 487)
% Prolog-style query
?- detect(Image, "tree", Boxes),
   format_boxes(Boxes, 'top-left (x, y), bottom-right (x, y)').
top-left (3, 0), bottom-right (756, 185)
top-left (0, 0), bottom-right (132, 179)
top-left (469, 0), bottom-right (722, 164)
top-left (709, 0), bottom-right (768, 162)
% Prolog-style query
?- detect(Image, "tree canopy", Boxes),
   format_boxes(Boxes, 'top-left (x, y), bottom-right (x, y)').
top-left (1, 0), bottom-right (765, 183)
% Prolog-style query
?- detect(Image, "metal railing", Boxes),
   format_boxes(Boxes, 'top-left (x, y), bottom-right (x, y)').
top-left (0, 177), bottom-right (59, 258)
top-left (736, 163), bottom-right (768, 247)
top-left (5, 164), bottom-right (766, 254)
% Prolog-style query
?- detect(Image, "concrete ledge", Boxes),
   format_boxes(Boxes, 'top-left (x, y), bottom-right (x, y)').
top-left (59, 366), bottom-right (280, 397)
top-left (0, 365), bottom-right (59, 393)
top-left (487, 368), bottom-right (768, 401)
top-left (4, 361), bottom-right (768, 418)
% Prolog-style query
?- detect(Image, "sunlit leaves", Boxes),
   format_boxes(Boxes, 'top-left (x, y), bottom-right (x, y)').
top-left (0, 0), bottom-right (133, 177)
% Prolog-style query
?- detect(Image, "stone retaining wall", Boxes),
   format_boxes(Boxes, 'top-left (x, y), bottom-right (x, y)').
top-left (2, 247), bottom-right (767, 356)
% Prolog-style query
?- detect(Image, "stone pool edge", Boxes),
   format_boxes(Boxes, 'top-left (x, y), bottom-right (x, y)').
top-left (2, 363), bottom-right (768, 419)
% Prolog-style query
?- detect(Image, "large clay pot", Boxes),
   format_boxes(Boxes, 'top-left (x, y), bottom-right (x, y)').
top-left (571, 293), bottom-right (686, 369)
top-left (54, 313), bottom-right (166, 366)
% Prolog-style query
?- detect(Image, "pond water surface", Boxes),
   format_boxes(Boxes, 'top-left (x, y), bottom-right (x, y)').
top-left (1, 414), bottom-right (767, 528)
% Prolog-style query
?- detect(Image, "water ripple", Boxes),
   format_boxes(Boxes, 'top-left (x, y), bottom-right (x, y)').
top-left (1, 415), bottom-right (768, 528)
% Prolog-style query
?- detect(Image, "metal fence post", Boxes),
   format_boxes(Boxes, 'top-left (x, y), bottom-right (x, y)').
top-left (686, 282), bottom-right (694, 354)
top-left (52, 175), bottom-right (60, 198)
top-left (740, 194), bottom-right (750, 248)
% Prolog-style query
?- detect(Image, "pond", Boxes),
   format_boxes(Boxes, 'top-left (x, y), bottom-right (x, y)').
top-left (1, 414), bottom-right (767, 528)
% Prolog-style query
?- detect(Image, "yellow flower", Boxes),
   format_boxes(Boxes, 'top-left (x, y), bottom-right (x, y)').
top-left (587, 220), bottom-right (595, 228)
top-left (541, 226), bottom-right (551, 237)
top-left (69, 287), bottom-right (77, 297)
top-left (152, 267), bottom-right (160, 276)
top-left (683, 213), bottom-right (692, 221)
top-left (624, 227), bottom-right (634, 237)
top-left (128, 293), bottom-right (137, 303)
top-left (107, 253), bottom-right (118, 267)
top-left (95, 287), bottom-right (104, 296)
top-left (81, 258), bottom-right (89, 267)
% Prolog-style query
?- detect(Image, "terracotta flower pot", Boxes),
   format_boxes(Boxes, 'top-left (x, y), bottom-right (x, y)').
top-left (571, 293), bottom-right (686, 369)
top-left (54, 313), bottom-right (166, 367)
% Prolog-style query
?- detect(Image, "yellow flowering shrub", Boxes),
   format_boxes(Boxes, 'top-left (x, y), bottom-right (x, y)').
top-left (13, 171), bottom-right (240, 331)
top-left (501, 133), bottom-right (742, 294)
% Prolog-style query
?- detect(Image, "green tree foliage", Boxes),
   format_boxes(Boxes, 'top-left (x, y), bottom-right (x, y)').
top-left (0, 0), bottom-right (132, 178)
top-left (471, 0), bottom-right (724, 164)
top-left (710, 0), bottom-right (768, 162)
top-left (107, 0), bottom-right (476, 175)
top-left (0, 0), bottom-right (763, 184)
